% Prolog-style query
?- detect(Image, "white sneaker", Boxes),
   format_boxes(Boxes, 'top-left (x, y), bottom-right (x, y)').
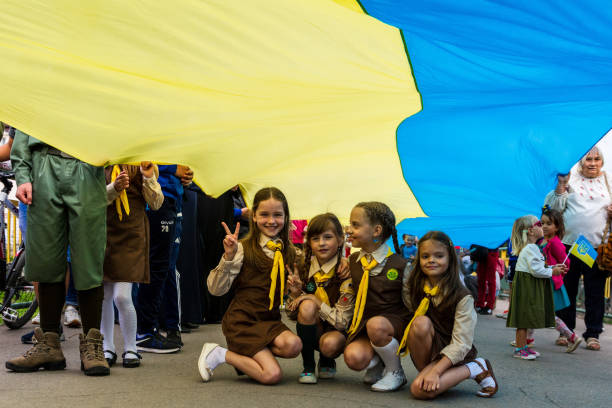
top-left (31, 313), bottom-right (40, 325)
top-left (298, 371), bottom-right (317, 384)
top-left (63, 305), bottom-right (82, 328)
top-left (371, 369), bottom-right (407, 392)
top-left (363, 358), bottom-right (384, 385)
top-left (198, 343), bottom-right (219, 382)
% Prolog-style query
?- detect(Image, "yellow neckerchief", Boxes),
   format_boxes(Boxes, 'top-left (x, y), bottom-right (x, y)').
top-left (312, 265), bottom-right (336, 306)
top-left (398, 283), bottom-right (440, 356)
top-left (111, 165), bottom-right (130, 221)
top-left (347, 247), bottom-right (393, 335)
top-left (266, 240), bottom-right (285, 310)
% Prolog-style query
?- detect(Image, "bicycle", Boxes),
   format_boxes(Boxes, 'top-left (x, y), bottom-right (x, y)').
top-left (0, 171), bottom-right (37, 329)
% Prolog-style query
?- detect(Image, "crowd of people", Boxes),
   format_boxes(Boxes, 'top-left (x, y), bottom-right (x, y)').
top-left (2, 124), bottom-right (610, 400)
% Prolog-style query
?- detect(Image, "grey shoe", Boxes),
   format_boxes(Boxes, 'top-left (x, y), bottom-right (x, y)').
top-left (6, 328), bottom-right (66, 372)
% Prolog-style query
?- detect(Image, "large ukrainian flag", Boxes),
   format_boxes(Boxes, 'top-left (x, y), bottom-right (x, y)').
top-left (1, 0), bottom-right (610, 245)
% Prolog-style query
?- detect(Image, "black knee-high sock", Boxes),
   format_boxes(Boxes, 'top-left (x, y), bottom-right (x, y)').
top-left (319, 354), bottom-right (336, 369)
top-left (77, 285), bottom-right (104, 335)
top-left (296, 323), bottom-right (317, 372)
top-left (39, 282), bottom-right (66, 334)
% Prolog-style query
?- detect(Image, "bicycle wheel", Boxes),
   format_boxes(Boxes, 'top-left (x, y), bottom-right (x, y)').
top-left (2, 252), bottom-right (37, 329)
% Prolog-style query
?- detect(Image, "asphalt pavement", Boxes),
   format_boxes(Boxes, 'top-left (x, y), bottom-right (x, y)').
top-left (1, 300), bottom-right (610, 408)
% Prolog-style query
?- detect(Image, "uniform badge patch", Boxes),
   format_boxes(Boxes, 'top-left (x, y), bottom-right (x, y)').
top-left (306, 281), bottom-right (317, 293)
top-left (386, 268), bottom-right (399, 281)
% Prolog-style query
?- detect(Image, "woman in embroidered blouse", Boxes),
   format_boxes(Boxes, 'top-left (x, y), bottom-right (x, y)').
top-left (544, 146), bottom-right (612, 351)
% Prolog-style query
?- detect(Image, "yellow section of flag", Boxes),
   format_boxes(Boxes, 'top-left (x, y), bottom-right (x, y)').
top-left (0, 0), bottom-right (424, 223)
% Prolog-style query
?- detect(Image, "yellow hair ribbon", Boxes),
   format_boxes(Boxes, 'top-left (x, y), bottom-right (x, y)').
top-left (266, 240), bottom-right (285, 310)
top-left (398, 284), bottom-right (439, 356)
top-left (111, 165), bottom-right (130, 221)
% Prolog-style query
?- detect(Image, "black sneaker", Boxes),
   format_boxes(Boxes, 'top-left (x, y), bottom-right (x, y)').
top-left (136, 332), bottom-right (180, 354)
top-left (22, 326), bottom-right (65, 344)
top-left (166, 330), bottom-right (183, 347)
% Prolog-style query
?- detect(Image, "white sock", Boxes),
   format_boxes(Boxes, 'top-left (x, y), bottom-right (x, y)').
top-left (207, 346), bottom-right (228, 371)
top-left (371, 338), bottom-right (401, 372)
top-left (365, 354), bottom-right (380, 370)
top-left (113, 283), bottom-right (138, 354)
top-left (465, 358), bottom-right (495, 388)
top-left (100, 282), bottom-right (116, 354)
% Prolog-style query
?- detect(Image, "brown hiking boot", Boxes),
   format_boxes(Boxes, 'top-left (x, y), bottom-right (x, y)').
top-left (5, 327), bottom-right (66, 372)
top-left (79, 328), bottom-right (110, 376)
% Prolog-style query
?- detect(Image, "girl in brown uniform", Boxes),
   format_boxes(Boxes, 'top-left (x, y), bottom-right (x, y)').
top-left (343, 202), bottom-right (412, 392)
top-left (199, 187), bottom-right (302, 384)
top-left (286, 213), bottom-right (355, 384)
top-left (101, 162), bottom-right (164, 368)
top-left (400, 231), bottom-right (498, 399)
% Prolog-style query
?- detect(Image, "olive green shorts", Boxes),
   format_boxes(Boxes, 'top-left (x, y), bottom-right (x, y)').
top-left (25, 150), bottom-right (106, 290)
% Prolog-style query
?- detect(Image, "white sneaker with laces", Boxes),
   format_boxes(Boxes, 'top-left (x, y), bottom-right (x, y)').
top-left (198, 343), bottom-right (219, 382)
top-left (363, 358), bottom-right (384, 385)
top-left (31, 313), bottom-right (40, 325)
top-left (63, 305), bottom-right (82, 328)
top-left (371, 368), bottom-right (407, 392)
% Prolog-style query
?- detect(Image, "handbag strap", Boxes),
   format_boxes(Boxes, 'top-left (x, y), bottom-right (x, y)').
top-left (601, 171), bottom-right (612, 245)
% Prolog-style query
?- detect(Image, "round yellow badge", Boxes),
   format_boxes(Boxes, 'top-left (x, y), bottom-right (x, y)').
top-left (386, 268), bottom-right (399, 281)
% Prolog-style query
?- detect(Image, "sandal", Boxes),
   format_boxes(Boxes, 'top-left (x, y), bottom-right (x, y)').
top-left (473, 359), bottom-right (499, 398)
top-left (555, 335), bottom-right (568, 347)
top-left (585, 337), bottom-right (600, 351)
top-left (122, 350), bottom-right (142, 368)
top-left (104, 350), bottom-right (117, 367)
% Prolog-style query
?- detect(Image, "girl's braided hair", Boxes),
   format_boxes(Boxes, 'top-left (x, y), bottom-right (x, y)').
top-left (302, 213), bottom-right (344, 281)
top-left (355, 201), bottom-right (400, 253)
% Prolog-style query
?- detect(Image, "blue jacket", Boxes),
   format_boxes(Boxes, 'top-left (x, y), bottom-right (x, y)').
top-left (157, 165), bottom-right (183, 208)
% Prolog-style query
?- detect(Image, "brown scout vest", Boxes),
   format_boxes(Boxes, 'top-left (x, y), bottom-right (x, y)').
top-left (302, 268), bottom-right (343, 308)
top-left (426, 288), bottom-right (477, 362)
top-left (103, 165), bottom-right (150, 283)
top-left (348, 252), bottom-right (411, 340)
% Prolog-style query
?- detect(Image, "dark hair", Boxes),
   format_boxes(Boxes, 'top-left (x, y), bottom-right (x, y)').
top-left (406, 231), bottom-right (467, 311)
top-left (541, 207), bottom-right (565, 239)
top-left (302, 213), bottom-right (344, 281)
top-left (242, 187), bottom-right (296, 268)
top-left (355, 201), bottom-right (400, 253)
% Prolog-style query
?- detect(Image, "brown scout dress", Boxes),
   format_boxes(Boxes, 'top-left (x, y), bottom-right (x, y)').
top-left (103, 165), bottom-right (150, 283)
top-left (222, 245), bottom-right (291, 357)
top-left (425, 290), bottom-right (477, 365)
top-left (347, 253), bottom-right (412, 343)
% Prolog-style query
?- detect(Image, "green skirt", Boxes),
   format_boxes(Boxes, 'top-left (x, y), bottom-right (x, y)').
top-left (506, 270), bottom-right (555, 329)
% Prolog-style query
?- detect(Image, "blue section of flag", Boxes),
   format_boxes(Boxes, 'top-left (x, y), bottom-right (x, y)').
top-left (570, 235), bottom-right (598, 268)
top-left (359, 0), bottom-right (612, 247)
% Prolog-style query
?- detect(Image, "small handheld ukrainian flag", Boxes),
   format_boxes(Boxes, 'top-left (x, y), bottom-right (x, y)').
top-left (569, 235), bottom-right (598, 268)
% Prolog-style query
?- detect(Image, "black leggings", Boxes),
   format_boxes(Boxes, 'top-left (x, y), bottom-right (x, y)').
top-left (39, 282), bottom-right (104, 335)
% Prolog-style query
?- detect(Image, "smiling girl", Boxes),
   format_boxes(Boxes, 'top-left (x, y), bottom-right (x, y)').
top-left (198, 187), bottom-right (302, 384)
top-left (401, 231), bottom-right (498, 399)
top-left (285, 213), bottom-right (354, 384)
top-left (342, 202), bottom-right (412, 392)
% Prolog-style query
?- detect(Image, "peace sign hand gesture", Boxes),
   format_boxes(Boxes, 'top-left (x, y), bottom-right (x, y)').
top-left (286, 262), bottom-right (303, 296)
top-left (222, 222), bottom-right (240, 261)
